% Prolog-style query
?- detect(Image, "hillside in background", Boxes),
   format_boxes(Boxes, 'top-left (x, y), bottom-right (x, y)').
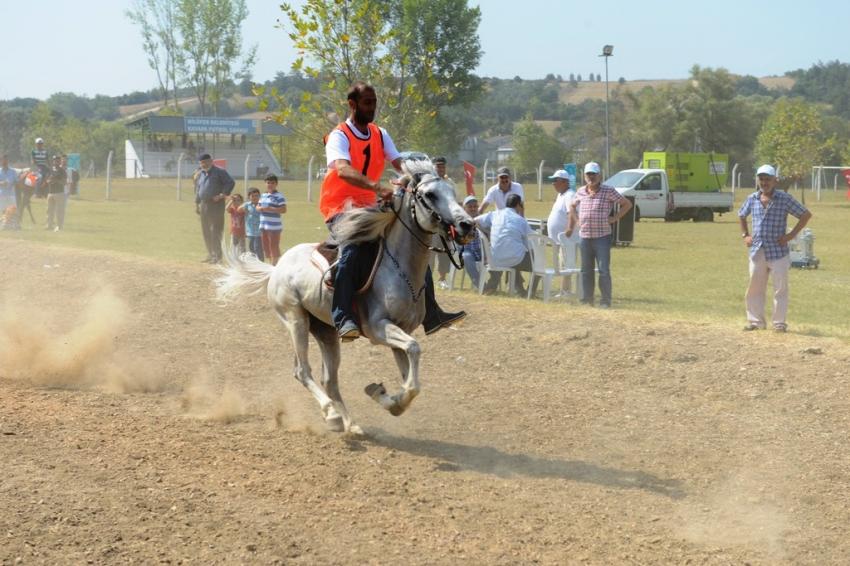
top-left (557, 76), bottom-right (794, 104)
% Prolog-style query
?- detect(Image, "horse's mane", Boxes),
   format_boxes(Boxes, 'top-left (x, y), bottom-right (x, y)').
top-left (333, 157), bottom-right (439, 246)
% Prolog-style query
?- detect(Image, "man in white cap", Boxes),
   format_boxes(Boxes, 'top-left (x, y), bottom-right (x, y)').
top-left (479, 166), bottom-right (523, 214)
top-left (547, 169), bottom-right (578, 296)
top-left (738, 164), bottom-right (812, 332)
top-left (566, 161), bottom-right (631, 308)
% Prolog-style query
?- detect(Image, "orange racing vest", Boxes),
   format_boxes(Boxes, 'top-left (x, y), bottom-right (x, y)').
top-left (319, 122), bottom-right (386, 221)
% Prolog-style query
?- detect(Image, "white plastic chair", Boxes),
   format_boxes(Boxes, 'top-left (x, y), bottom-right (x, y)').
top-left (526, 233), bottom-right (557, 302)
top-left (477, 232), bottom-right (516, 295)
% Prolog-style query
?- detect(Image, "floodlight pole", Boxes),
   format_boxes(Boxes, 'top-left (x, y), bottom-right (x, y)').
top-left (600, 45), bottom-right (614, 178)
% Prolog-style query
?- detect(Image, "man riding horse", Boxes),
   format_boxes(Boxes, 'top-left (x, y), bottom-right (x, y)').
top-left (320, 81), bottom-right (466, 341)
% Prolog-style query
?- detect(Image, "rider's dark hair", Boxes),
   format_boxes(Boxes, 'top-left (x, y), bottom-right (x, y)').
top-left (347, 81), bottom-right (375, 103)
top-left (506, 194), bottom-right (523, 209)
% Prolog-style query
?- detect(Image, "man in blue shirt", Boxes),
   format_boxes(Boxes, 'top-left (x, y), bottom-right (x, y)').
top-left (738, 164), bottom-right (812, 332)
top-left (0, 155), bottom-right (17, 213)
top-left (195, 153), bottom-right (235, 263)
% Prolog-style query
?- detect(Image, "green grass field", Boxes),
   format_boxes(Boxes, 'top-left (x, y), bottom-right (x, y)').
top-left (4, 176), bottom-right (848, 339)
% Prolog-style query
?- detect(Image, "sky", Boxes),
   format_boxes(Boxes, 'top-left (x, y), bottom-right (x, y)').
top-left (2, 0), bottom-right (848, 101)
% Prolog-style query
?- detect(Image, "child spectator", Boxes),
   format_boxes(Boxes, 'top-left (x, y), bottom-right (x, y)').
top-left (258, 174), bottom-right (286, 265)
top-left (240, 187), bottom-right (264, 261)
top-left (226, 193), bottom-right (246, 256)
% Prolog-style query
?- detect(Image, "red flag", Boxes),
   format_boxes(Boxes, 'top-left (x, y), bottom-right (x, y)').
top-left (462, 161), bottom-right (477, 196)
top-left (842, 168), bottom-right (850, 199)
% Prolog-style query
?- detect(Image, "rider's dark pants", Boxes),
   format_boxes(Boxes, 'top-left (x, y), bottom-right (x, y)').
top-left (330, 221), bottom-right (440, 330)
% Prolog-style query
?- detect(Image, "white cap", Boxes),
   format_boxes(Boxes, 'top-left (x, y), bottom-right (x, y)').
top-left (548, 169), bottom-right (570, 180)
top-left (35, 137), bottom-right (44, 144)
top-left (462, 195), bottom-right (479, 205)
top-left (756, 164), bottom-right (776, 177)
top-left (584, 162), bottom-right (601, 174)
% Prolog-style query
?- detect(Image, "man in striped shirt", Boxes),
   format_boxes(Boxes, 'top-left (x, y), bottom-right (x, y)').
top-left (738, 164), bottom-right (812, 332)
top-left (258, 174), bottom-right (287, 265)
top-left (566, 161), bottom-right (632, 308)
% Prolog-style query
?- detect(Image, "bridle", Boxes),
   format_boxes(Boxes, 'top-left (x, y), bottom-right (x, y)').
top-left (384, 174), bottom-right (465, 270)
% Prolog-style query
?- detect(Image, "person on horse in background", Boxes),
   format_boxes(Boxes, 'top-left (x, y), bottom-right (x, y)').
top-left (319, 81), bottom-right (466, 341)
top-left (31, 138), bottom-right (49, 198)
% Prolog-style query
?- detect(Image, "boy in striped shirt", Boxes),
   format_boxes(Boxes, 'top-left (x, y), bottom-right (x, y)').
top-left (258, 174), bottom-right (287, 265)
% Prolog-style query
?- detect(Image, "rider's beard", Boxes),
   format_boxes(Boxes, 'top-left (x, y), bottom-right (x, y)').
top-left (354, 108), bottom-right (375, 125)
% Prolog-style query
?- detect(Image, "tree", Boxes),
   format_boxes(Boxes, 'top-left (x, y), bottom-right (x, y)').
top-left (272, 0), bottom-right (483, 156)
top-left (176, 0), bottom-right (256, 115)
top-left (0, 107), bottom-right (29, 162)
top-left (568, 73), bottom-right (576, 86)
top-left (126, 0), bottom-right (182, 110)
top-left (789, 60), bottom-right (850, 118)
top-left (756, 98), bottom-right (825, 182)
top-left (577, 74), bottom-right (582, 82)
top-left (511, 114), bottom-right (566, 175)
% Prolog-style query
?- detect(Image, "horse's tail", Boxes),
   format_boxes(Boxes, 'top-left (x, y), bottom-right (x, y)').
top-left (214, 250), bottom-right (274, 303)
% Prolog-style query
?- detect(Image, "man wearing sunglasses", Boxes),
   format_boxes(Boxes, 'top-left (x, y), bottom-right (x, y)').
top-left (566, 162), bottom-right (631, 308)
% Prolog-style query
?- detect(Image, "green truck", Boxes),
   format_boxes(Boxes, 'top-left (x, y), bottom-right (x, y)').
top-left (641, 152), bottom-right (728, 192)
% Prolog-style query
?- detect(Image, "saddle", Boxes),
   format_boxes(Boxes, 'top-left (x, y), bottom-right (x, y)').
top-left (311, 238), bottom-right (384, 295)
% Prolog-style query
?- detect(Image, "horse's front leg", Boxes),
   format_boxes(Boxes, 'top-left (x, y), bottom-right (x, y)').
top-left (364, 321), bottom-right (420, 416)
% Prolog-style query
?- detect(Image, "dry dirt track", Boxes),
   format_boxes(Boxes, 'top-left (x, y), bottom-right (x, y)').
top-left (1, 242), bottom-right (849, 565)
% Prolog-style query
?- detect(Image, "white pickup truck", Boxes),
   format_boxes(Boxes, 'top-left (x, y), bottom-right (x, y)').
top-left (606, 168), bottom-right (734, 222)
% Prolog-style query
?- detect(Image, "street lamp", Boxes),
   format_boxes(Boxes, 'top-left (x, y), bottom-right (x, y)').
top-left (599, 44), bottom-right (613, 178)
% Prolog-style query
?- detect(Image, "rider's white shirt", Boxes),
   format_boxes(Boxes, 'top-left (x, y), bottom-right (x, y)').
top-left (325, 119), bottom-right (401, 167)
top-left (475, 208), bottom-right (531, 268)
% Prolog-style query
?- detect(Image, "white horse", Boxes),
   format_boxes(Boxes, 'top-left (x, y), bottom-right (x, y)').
top-left (216, 157), bottom-right (474, 434)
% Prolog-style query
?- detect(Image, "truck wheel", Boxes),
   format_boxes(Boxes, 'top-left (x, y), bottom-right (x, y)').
top-left (695, 208), bottom-right (714, 222)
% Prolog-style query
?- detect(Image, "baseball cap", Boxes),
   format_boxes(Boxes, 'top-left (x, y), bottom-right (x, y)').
top-left (462, 195), bottom-right (478, 206)
top-left (756, 164), bottom-right (776, 177)
top-left (584, 162), bottom-right (601, 175)
top-left (35, 137), bottom-right (44, 144)
top-left (548, 169), bottom-right (570, 180)
top-left (497, 166), bottom-right (511, 177)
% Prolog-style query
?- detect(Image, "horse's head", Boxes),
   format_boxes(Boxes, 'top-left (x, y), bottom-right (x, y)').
top-left (400, 157), bottom-right (474, 244)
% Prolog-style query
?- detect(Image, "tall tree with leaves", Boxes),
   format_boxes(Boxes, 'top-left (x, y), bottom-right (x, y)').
top-left (271, 0), bottom-right (482, 156)
top-left (126, 0), bottom-right (182, 110)
top-left (176, 0), bottom-right (256, 116)
top-left (756, 98), bottom-right (825, 182)
top-left (512, 114), bottom-right (566, 176)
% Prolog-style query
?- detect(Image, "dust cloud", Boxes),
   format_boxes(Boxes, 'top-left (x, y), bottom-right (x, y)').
top-left (0, 286), bottom-right (165, 393)
top-left (180, 372), bottom-right (247, 423)
top-left (673, 471), bottom-right (790, 559)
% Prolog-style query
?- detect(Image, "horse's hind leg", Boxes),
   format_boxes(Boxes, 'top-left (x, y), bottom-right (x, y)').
top-left (274, 307), bottom-right (337, 429)
top-left (308, 315), bottom-right (362, 435)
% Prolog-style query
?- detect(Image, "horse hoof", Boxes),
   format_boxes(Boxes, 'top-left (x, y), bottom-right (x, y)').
top-left (347, 424), bottom-right (365, 436)
top-left (325, 416), bottom-right (344, 432)
top-left (389, 405), bottom-right (405, 417)
top-left (364, 382), bottom-right (386, 400)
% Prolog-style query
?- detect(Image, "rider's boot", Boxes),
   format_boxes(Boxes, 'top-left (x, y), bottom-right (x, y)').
top-left (332, 243), bottom-right (362, 341)
top-left (422, 266), bottom-right (466, 335)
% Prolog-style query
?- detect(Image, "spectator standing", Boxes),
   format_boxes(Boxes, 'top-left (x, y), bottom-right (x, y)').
top-left (479, 166), bottom-right (524, 214)
top-left (240, 187), bottom-right (264, 261)
top-left (566, 161), bottom-right (632, 308)
top-left (431, 156), bottom-right (451, 289)
top-left (460, 195), bottom-right (482, 288)
top-left (31, 138), bottom-right (49, 198)
top-left (258, 174), bottom-right (286, 265)
top-left (547, 169), bottom-right (578, 296)
top-left (194, 153), bottom-right (235, 263)
top-left (45, 155), bottom-right (67, 231)
top-left (226, 193), bottom-right (247, 256)
top-left (739, 164), bottom-right (812, 332)
top-left (475, 194), bottom-right (537, 296)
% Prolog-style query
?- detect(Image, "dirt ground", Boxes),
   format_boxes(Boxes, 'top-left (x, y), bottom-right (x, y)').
top-left (1, 241), bottom-right (849, 565)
